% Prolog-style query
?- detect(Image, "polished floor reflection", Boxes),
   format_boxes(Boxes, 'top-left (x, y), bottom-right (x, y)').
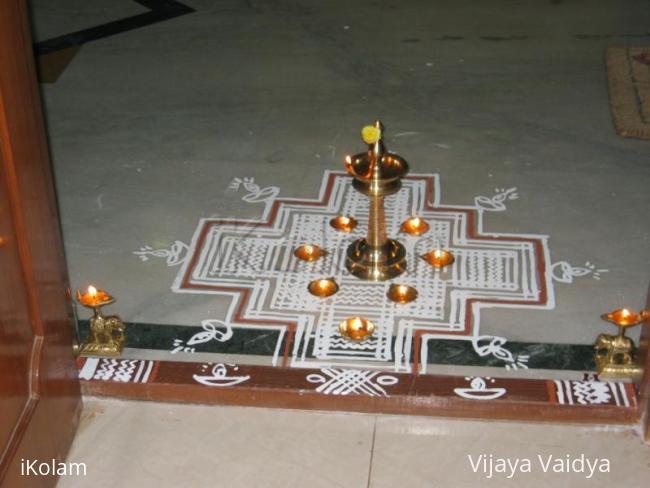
top-left (57, 398), bottom-right (650, 487)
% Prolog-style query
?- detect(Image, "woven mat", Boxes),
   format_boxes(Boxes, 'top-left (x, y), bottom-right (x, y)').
top-left (606, 46), bottom-right (650, 139)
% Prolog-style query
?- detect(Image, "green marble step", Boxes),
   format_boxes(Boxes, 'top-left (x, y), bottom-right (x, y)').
top-left (78, 321), bottom-right (595, 371)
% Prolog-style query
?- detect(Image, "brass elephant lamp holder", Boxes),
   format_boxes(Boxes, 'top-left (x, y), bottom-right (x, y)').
top-left (594, 308), bottom-right (648, 378)
top-left (76, 286), bottom-right (126, 357)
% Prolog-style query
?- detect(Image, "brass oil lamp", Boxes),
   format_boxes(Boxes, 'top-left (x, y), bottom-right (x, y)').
top-left (307, 278), bottom-right (339, 298)
top-left (344, 121), bottom-right (409, 281)
top-left (400, 216), bottom-right (429, 236)
top-left (594, 308), bottom-right (648, 378)
top-left (339, 317), bottom-right (376, 341)
top-left (294, 244), bottom-right (327, 262)
top-left (421, 249), bottom-right (455, 268)
top-left (330, 215), bottom-right (358, 233)
top-left (387, 284), bottom-right (418, 304)
top-left (76, 285), bottom-right (126, 357)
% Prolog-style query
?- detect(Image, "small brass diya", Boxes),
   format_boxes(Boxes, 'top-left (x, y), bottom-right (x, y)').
top-left (387, 284), bottom-right (418, 304)
top-left (339, 316), bottom-right (376, 341)
top-left (76, 285), bottom-right (114, 307)
top-left (421, 249), bottom-right (455, 268)
top-left (400, 217), bottom-right (430, 236)
top-left (601, 308), bottom-right (648, 327)
top-left (330, 215), bottom-right (358, 233)
top-left (294, 244), bottom-right (327, 262)
top-left (307, 277), bottom-right (339, 298)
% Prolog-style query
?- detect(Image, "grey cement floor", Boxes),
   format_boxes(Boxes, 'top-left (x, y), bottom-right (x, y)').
top-left (31, 1), bottom-right (650, 360)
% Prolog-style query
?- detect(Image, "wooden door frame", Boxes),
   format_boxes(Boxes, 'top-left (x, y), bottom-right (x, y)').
top-left (0, 0), bottom-right (81, 485)
top-left (639, 285), bottom-right (650, 441)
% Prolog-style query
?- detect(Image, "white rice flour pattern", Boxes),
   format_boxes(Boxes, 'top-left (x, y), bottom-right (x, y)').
top-left (79, 358), bottom-right (155, 383)
top-left (306, 368), bottom-right (398, 396)
top-left (171, 319), bottom-right (233, 354)
top-left (134, 240), bottom-right (189, 266)
top-left (453, 376), bottom-right (507, 400)
top-left (135, 171), bottom-right (605, 373)
top-left (553, 378), bottom-right (632, 406)
top-left (192, 363), bottom-right (251, 387)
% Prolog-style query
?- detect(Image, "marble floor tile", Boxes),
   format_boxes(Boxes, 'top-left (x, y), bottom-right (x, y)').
top-left (58, 399), bottom-right (375, 488)
top-left (57, 399), bottom-right (650, 488)
top-left (370, 415), bottom-right (650, 488)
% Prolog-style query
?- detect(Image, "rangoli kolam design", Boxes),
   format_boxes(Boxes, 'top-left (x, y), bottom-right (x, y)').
top-left (165, 170), bottom-right (552, 372)
top-left (86, 124), bottom-right (638, 418)
top-left (132, 124), bottom-right (609, 378)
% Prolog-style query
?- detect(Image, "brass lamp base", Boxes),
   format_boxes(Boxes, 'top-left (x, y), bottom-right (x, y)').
top-left (345, 238), bottom-right (407, 281)
top-left (594, 331), bottom-right (643, 379)
top-left (595, 361), bottom-right (643, 379)
top-left (593, 308), bottom-right (648, 379)
top-left (79, 342), bottom-right (123, 358)
top-left (79, 314), bottom-right (126, 358)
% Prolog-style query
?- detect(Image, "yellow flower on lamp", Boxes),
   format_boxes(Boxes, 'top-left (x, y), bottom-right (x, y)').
top-left (361, 124), bottom-right (382, 145)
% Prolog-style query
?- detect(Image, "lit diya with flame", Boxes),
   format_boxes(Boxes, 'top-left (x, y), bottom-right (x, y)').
top-left (400, 217), bottom-right (429, 236)
top-left (294, 244), bottom-right (327, 262)
top-left (421, 249), bottom-right (455, 268)
top-left (76, 285), bottom-right (114, 308)
top-left (601, 308), bottom-right (648, 328)
top-left (387, 284), bottom-right (418, 304)
top-left (339, 317), bottom-right (375, 341)
top-left (329, 215), bottom-right (358, 233)
top-left (307, 278), bottom-right (339, 298)
top-left (75, 285), bottom-right (126, 357)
